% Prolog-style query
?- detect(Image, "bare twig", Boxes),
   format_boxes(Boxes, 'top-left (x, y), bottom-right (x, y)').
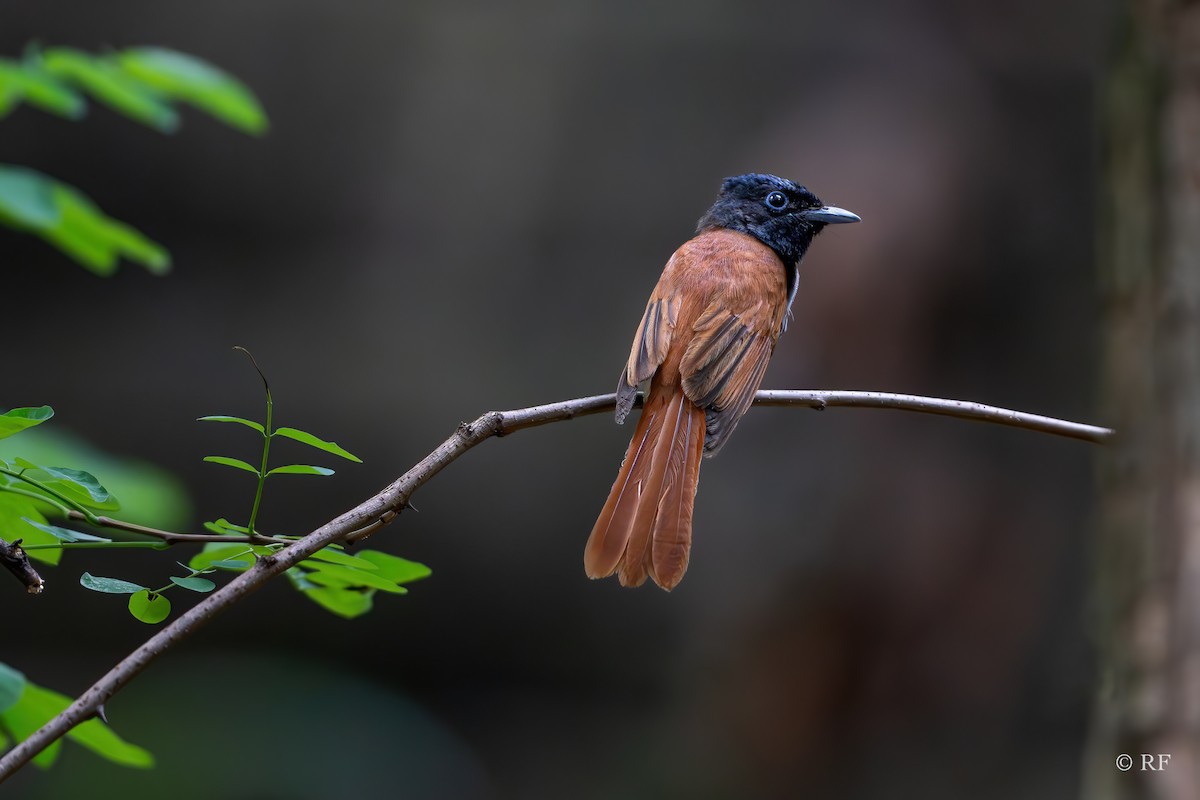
top-left (0, 389), bottom-right (1112, 780)
top-left (751, 390), bottom-right (1113, 443)
top-left (0, 538), bottom-right (43, 594)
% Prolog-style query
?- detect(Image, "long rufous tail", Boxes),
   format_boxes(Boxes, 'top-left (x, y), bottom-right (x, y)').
top-left (584, 384), bottom-right (706, 590)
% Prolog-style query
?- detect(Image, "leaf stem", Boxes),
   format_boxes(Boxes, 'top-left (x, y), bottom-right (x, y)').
top-left (246, 383), bottom-right (273, 537)
top-left (20, 541), bottom-right (168, 551)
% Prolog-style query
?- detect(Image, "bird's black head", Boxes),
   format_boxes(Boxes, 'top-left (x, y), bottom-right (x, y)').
top-left (696, 173), bottom-right (859, 266)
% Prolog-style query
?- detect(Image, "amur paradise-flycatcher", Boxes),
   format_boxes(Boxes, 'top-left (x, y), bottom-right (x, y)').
top-left (584, 173), bottom-right (859, 590)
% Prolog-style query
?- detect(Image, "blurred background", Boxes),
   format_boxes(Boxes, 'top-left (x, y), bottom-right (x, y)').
top-left (2, 1), bottom-right (1114, 797)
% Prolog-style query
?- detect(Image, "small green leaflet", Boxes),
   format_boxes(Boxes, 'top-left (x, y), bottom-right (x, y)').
top-left (21, 517), bottom-right (109, 542)
top-left (0, 167), bottom-right (58, 228)
top-left (0, 59), bottom-right (85, 120)
top-left (197, 415), bottom-right (264, 434)
top-left (40, 47), bottom-right (179, 133)
top-left (307, 547), bottom-right (379, 569)
top-left (202, 517), bottom-right (251, 535)
top-left (273, 427), bottom-right (362, 463)
top-left (266, 464), bottom-right (334, 476)
top-left (0, 165), bottom-right (170, 276)
top-left (0, 662), bottom-right (25, 714)
top-left (0, 406), bottom-right (53, 439)
top-left (357, 550), bottom-right (432, 584)
top-left (188, 545), bottom-right (253, 572)
top-left (305, 587), bottom-right (374, 619)
top-left (203, 455), bottom-right (259, 474)
top-left (169, 576), bottom-right (215, 593)
top-left (298, 560), bottom-right (407, 594)
top-left (79, 572), bottom-right (145, 593)
top-left (128, 590), bottom-right (170, 624)
top-left (34, 465), bottom-right (119, 510)
top-left (116, 47), bottom-right (268, 135)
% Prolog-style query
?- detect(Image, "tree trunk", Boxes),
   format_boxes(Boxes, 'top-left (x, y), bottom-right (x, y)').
top-left (1089, 1), bottom-right (1200, 797)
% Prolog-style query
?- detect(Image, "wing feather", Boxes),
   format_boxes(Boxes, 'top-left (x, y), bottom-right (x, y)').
top-left (617, 295), bottom-right (678, 424)
top-left (681, 301), bottom-right (780, 455)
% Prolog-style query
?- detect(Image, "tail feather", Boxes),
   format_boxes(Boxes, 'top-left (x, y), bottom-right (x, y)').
top-left (584, 401), bottom-right (662, 580)
top-left (650, 402), bottom-right (705, 589)
top-left (585, 385), bottom-right (706, 590)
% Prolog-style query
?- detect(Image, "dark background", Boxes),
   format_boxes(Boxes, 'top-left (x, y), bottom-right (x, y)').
top-left (3, 2), bottom-right (1111, 798)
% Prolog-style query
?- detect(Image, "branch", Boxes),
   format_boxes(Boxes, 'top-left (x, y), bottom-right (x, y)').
top-left (0, 538), bottom-right (44, 594)
top-left (63, 511), bottom-right (292, 546)
top-left (751, 390), bottom-right (1113, 443)
top-left (0, 389), bottom-right (1112, 780)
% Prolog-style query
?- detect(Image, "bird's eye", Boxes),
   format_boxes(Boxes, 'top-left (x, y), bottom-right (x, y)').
top-left (765, 191), bottom-right (788, 211)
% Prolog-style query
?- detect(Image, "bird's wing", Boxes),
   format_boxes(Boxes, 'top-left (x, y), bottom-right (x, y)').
top-left (680, 299), bottom-right (779, 454)
top-left (616, 292), bottom-right (680, 423)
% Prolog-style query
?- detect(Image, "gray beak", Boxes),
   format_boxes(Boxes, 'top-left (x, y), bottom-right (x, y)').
top-left (801, 205), bottom-right (860, 224)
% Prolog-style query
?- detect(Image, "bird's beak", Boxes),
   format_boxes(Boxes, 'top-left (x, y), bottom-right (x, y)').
top-left (802, 206), bottom-right (860, 224)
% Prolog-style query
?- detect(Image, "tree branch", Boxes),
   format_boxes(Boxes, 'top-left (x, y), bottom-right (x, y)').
top-left (0, 538), bottom-right (44, 594)
top-left (0, 388), bottom-right (1112, 780)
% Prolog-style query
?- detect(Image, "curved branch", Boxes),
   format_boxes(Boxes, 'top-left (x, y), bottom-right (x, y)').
top-left (0, 389), bottom-right (1112, 780)
top-left (751, 390), bottom-right (1113, 443)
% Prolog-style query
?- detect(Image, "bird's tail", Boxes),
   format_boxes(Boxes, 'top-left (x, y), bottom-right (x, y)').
top-left (584, 384), bottom-right (706, 590)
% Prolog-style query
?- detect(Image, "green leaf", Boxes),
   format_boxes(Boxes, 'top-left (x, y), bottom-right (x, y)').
top-left (0, 64), bottom-right (20, 118)
top-left (307, 548), bottom-right (379, 570)
top-left (0, 165), bottom-right (169, 274)
top-left (117, 47), bottom-right (268, 134)
top-left (0, 423), bottom-right (192, 532)
top-left (357, 550), bottom-right (432, 584)
top-left (203, 456), bottom-right (259, 474)
top-left (0, 405), bottom-right (54, 440)
top-left (304, 586), bottom-right (374, 619)
top-left (202, 517), bottom-right (251, 535)
top-left (273, 427), bottom-right (362, 463)
top-left (0, 166), bottom-right (58, 228)
top-left (80, 572), bottom-right (145, 594)
top-left (0, 662), bottom-right (25, 714)
top-left (0, 498), bottom-right (61, 565)
top-left (0, 680), bottom-right (152, 768)
top-left (41, 48), bottom-right (179, 132)
top-left (0, 683), bottom-right (67, 768)
top-left (1, 59), bottom-right (86, 119)
top-left (68, 717), bottom-right (154, 768)
top-left (37, 465), bottom-right (119, 510)
top-left (189, 545), bottom-right (254, 572)
top-left (128, 590), bottom-right (170, 623)
top-left (48, 183), bottom-right (170, 275)
top-left (299, 560), bottom-right (407, 594)
top-left (285, 566), bottom-right (317, 590)
top-left (197, 415), bottom-right (264, 434)
top-left (169, 576), bottom-right (215, 593)
top-left (20, 517), bottom-right (109, 542)
top-left (266, 464), bottom-right (334, 477)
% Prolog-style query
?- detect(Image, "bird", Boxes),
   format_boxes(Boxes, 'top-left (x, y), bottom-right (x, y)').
top-left (584, 173), bottom-right (859, 590)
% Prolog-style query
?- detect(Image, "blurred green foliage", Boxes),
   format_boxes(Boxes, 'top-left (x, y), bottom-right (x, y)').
top-left (0, 661), bottom-right (153, 769)
top-left (0, 44), bottom-right (267, 274)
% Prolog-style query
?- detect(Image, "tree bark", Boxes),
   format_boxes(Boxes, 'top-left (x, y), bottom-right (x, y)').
top-left (1089, 1), bottom-right (1200, 796)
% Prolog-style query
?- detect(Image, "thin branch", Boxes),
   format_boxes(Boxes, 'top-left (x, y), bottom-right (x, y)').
top-left (63, 511), bottom-right (291, 546)
top-left (0, 538), bottom-right (43, 594)
top-left (0, 389), bottom-right (1112, 780)
top-left (751, 390), bottom-right (1114, 443)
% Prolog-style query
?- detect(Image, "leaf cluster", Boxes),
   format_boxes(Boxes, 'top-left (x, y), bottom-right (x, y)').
top-left (0, 44), bottom-right (267, 274)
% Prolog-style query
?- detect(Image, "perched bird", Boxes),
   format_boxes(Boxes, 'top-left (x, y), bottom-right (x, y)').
top-left (584, 173), bottom-right (858, 590)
